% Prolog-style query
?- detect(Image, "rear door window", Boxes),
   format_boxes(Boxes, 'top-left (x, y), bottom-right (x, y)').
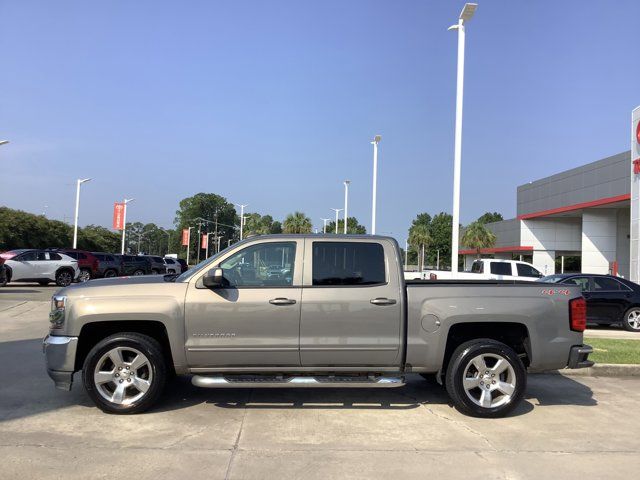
top-left (312, 242), bottom-right (385, 286)
top-left (592, 277), bottom-right (628, 291)
top-left (490, 262), bottom-right (512, 276)
top-left (516, 263), bottom-right (542, 278)
top-left (563, 276), bottom-right (590, 292)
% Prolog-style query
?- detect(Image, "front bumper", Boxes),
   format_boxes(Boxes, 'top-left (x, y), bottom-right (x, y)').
top-left (567, 344), bottom-right (594, 369)
top-left (43, 335), bottom-right (78, 391)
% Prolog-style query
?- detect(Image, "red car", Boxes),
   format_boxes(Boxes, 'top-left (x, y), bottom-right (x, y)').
top-left (47, 248), bottom-right (99, 282)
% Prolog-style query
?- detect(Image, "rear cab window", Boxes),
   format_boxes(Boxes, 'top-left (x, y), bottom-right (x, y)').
top-left (490, 262), bottom-right (512, 276)
top-left (311, 241), bottom-right (386, 286)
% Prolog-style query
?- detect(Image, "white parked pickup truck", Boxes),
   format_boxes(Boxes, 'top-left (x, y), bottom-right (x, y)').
top-left (405, 259), bottom-right (544, 281)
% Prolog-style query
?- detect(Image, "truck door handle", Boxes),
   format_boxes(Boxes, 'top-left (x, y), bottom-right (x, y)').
top-left (269, 298), bottom-right (297, 305)
top-left (370, 298), bottom-right (397, 306)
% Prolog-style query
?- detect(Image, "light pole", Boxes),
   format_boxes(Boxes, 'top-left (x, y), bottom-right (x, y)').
top-left (185, 226), bottom-right (193, 265)
top-left (370, 135), bottom-right (381, 235)
top-left (120, 198), bottom-right (135, 254)
top-left (0, 140), bottom-right (8, 146)
top-left (160, 229), bottom-right (171, 255)
top-left (405, 239), bottom-right (409, 270)
top-left (343, 180), bottom-right (351, 234)
top-left (236, 204), bottom-right (248, 240)
top-left (72, 178), bottom-right (92, 249)
top-left (331, 208), bottom-right (343, 234)
top-left (321, 218), bottom-right (330, 234)
top-left (448, 2), bottom-right (477, 274)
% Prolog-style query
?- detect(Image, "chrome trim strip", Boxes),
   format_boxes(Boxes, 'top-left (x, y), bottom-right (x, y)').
top-left (191, 375), bottom-right (405, 389)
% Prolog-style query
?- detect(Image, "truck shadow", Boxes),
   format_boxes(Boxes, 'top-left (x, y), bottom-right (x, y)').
top-left (0, 338), bottom-right (597, 423)
top-left (155, 373), bottom-right (597, 418)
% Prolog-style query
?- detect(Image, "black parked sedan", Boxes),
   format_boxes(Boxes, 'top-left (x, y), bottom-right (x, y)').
top-left (541, 274), bottom-right (640, 332)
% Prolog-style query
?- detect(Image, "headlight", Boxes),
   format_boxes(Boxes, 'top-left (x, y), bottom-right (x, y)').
top-left (49, 295), bottom-right (67, 329)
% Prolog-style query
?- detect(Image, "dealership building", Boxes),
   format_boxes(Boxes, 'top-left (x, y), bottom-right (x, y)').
top-left (460, 150), bottom-right (635, 278)
top-left (460, 108), bottom-right (640, 280)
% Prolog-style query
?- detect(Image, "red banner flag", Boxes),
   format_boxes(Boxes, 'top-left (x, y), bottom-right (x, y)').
top-left (181, 229), bottom-right (190, 246)
top-left (112, 203), bottom-right (125, 230)
top-left (201, 234), bottom-right (208, 249)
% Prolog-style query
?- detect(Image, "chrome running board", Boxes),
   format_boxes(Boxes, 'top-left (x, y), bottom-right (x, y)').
top-left (191, 374), bottom-right (405, 389)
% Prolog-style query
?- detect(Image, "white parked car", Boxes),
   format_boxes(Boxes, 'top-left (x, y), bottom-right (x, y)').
top-left (0, 249), bottom-right (80, 287)
top-left (163, 257), bottom-right (181, 274)
top-left (405, 259), bottom-right (544, 282)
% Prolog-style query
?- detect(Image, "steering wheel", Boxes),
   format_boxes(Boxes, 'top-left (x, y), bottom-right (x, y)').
top-left (224, 268), bottom-right (242, 287)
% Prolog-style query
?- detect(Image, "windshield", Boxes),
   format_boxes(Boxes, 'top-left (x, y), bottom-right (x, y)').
top-left (174, 243), bottom-right (235, 282)
top-left (540, 275), bottom-right (563, 283)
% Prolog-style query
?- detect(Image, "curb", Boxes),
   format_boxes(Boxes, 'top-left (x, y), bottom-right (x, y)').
top-left (541, 364), bottom-right (640, 377)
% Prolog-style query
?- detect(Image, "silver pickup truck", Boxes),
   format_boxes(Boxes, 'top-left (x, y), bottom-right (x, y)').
top-left (43, 235), bottom-right (593, 418)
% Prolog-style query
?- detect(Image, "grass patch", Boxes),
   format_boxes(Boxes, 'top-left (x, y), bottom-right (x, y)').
top-left (585, 338), bottom-right (640, 364)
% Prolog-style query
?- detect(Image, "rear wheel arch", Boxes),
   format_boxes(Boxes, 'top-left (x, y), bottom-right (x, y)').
top-left (75, 320), bottom-right (175, 375)
top-left (441, 322), bottom-right (531, 374)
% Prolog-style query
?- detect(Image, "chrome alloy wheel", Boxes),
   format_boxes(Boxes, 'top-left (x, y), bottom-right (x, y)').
top-left (93, 347), bottom-right (153, 405)
top-left (462, 353), bottom-right (516, 409)
top-left (79, 270), bottom-right (91, 282)
top-left (626, 309), bottom-right (640, 330)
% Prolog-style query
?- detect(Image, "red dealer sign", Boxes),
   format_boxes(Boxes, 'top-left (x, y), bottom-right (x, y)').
top-left (181, 229), bottom-right (190, 246)
top-left (112, 203), bottom-right (125, 230)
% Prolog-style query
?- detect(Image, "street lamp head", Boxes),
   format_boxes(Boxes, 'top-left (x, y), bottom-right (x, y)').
top-left (0, 140), bottom-right (9, 146)
top-left (344, 180), bottom-right (351, 186)
top-left (459, 3), bottom-right (477, 22)
top-left (79, 177), bottom-right (92, 184)
top-left (373, 135), bottom-right (382, 143)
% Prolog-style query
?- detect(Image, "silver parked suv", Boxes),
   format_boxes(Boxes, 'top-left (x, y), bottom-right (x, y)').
top-left (0, 249), bottom-right (80, 286)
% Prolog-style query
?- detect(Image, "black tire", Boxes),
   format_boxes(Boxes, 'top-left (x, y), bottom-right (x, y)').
top-left (133, 269), bottom-right (145, 276)
top-left (622, 307), bottom-right (640, 332)
top-left (151, 269), bottom-right (160, 275)
top-left (82, 333), bottom-right (167, 414)
top-left (2, 267), bottom-right (11, 287)
top-left (38, 280), bottom-right (50, 286)
top-left (55, 269), bottom-right (74, 287)
top-left (104, 269), bottom-right (117, 278)
top-left (445, 339), bottom-right (526, 418)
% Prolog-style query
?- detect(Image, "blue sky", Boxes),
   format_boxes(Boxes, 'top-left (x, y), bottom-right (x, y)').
top-left (1, 0), bottom-right (639, 241)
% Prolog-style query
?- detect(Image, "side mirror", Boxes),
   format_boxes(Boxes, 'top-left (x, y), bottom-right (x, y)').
top-left (203, 267), bottom-right (225, 288)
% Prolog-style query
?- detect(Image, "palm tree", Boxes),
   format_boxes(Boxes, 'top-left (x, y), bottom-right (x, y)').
top-left (461, 221), bottom-right (497, 258)
top-left (408, 223), bottom-right (431, 271)
top-left (282, 212), bottom-right (312, 234)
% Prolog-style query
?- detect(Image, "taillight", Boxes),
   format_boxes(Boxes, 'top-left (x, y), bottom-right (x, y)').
top-left (569, 297), bottom-right (587, 332)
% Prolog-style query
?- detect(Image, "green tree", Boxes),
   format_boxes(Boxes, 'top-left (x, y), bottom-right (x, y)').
top-left (243, 213), bottom-right (280, 237)
top-left (326, 217), bottom-right (367, 234)
top-left (477, 212), bottom-right (503, 224)
top-left (77, 225), bottom-right (121, 252)
top-left (408, 223), bottom-right (431, 271)
top-left (174, 193), bottom-right (239, 260)
top-left (282, 212), bottom-right (312, 234)
top-left (270, 221), bottom-right (283, 234)
top-left (461, 221), bottom-right (497, 258)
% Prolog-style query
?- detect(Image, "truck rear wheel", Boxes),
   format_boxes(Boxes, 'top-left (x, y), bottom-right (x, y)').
top-left (82, 333), bottom-right (167, 414)
top-left (445, 339), bottom-right (526, 418)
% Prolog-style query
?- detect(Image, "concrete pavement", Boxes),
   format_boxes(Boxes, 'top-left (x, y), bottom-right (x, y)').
top-left (1, 296), bottom-right (639, 479)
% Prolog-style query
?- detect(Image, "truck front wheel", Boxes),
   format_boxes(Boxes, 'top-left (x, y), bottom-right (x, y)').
top-left (445, 339), bottom-right (526, 418)
top-left (82, 333), bottom-right (167, 414)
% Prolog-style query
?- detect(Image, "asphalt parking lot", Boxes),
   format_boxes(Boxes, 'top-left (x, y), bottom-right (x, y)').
top-left (1, 287), bottom-right (639, 479)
